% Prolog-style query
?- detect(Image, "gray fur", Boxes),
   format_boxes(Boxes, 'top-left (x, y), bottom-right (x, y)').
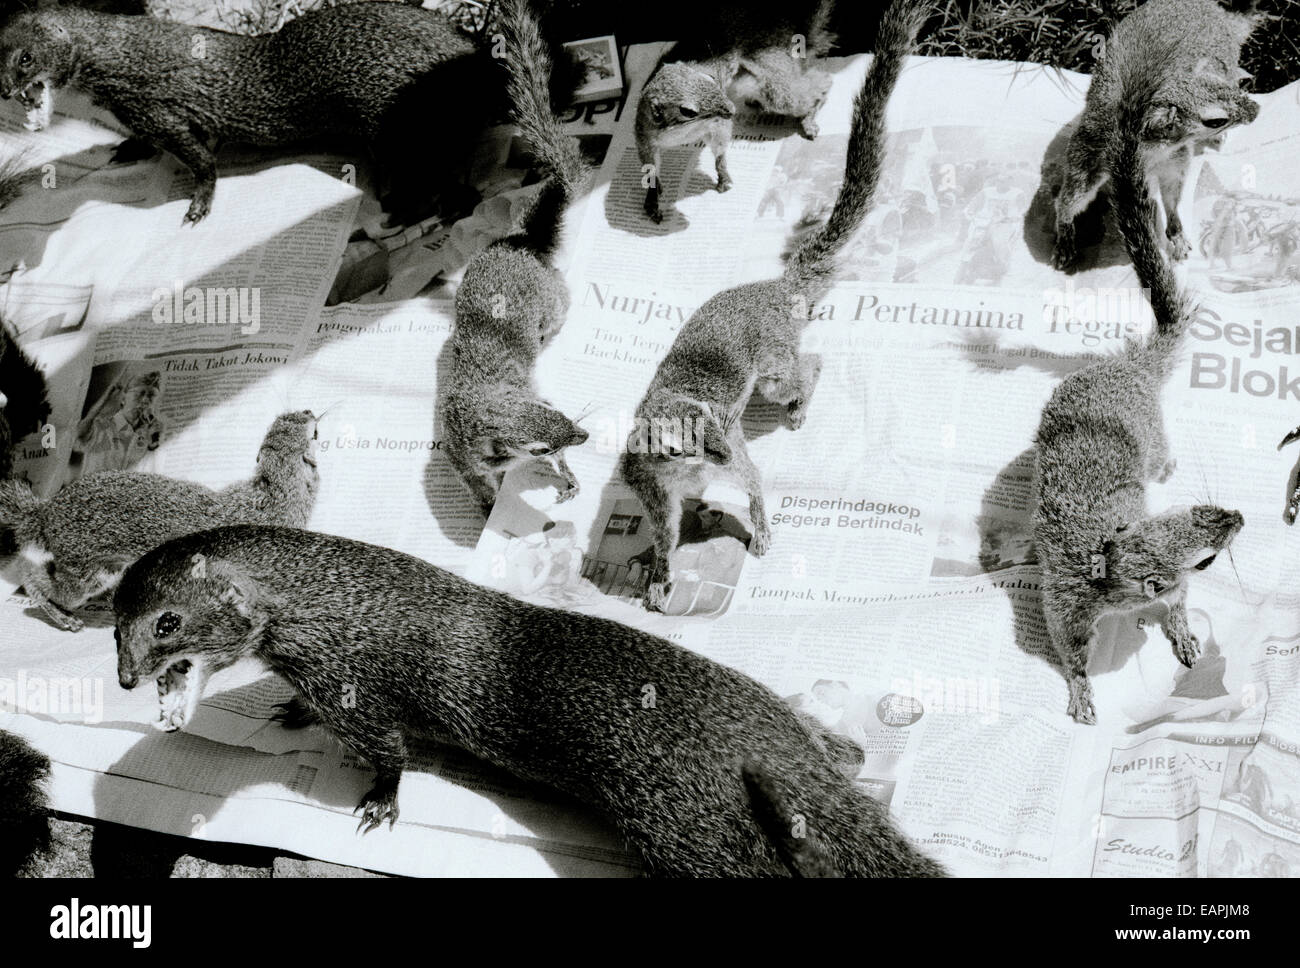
top-left (0, 409), bottom-right (319, 631)
top-left (112, 524), bottom-right (945, 878)
top-left (440, 0), bottom-right (589, 517)
top-left (0, 320), bottom-right (50, 482)
top-left (1034, 83), bottom-right (1244, 724)
top-left (0, 3), bottom-right (494, 222)
top-left (635, 0), bottom-right (837, 222)
top-left (1052, 0), bottom-right (1261, 270)
top-left (621, 0), bottom-right (925, 612)
top-left (0, 728), bottom-right (50, 875)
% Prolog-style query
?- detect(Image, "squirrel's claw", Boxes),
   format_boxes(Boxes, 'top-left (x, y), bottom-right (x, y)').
top-left (271, 697), bottom-right (318, 729)
top-left (354, 786), bottom-right (399, 834)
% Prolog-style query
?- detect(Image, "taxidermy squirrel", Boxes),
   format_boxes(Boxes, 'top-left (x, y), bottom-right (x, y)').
top-left (635, 0), bottom-right (837, 222)
top-left (112, 524), bottom-right (945, 877)
top-left (0, 2), bottom-right (497, 223)
top-left (1033, 72), bottom-right (1244, 725)
top-left (0, 728), bottom-right (51, 875)
top-left (0, 409), bottom-right (319, 631)
top-left (0, 321), bottom-right (50, 481)
top-left (1051, 0), bottom-right (1260, 271)
top-left (441, 0), bottom-right (589, 516)
top-left (621, 0), bottom-right (924, 612)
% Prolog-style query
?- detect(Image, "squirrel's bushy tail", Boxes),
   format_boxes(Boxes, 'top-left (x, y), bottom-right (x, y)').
top-left (1110, 50), bottom-right (1196, 374)
top-left (0, 728), bottom-right (51, 874)
top-left (783, 0), bottom-right (926, 293)
top-left (0, 477), bottom-right (39, 530)
top-left (498, 0), bottom-right (588, 259)
top-left (743, 753), bottom-right (946, 877)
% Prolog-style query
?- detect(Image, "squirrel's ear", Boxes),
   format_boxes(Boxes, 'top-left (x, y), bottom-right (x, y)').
top-left (207, 559), bottom-right (265, 619)
top-left (1142, 104), bottom-right (1180, 141)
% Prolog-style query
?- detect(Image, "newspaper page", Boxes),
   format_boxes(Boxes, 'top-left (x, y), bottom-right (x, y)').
top-left (0, 42), bottom-right (1297, 876)
top-left (471, 52), bottom-right (1300, 876)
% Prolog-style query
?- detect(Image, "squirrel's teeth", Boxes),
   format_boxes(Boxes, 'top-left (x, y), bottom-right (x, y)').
top-left (21, 81), bottom-right (51, 133)
top-left (154, 658), bottom-right (201, 732)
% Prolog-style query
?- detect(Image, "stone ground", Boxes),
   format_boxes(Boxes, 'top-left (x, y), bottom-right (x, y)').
top-left (23, 817), bottom-right (388, 878)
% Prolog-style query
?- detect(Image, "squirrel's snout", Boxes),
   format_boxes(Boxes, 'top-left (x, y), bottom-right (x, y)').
top-left (118, 670), bottom-right (138, 690)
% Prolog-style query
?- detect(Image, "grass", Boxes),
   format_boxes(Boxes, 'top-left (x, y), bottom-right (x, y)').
top-left (918, 0), bottom-right (1300, 93)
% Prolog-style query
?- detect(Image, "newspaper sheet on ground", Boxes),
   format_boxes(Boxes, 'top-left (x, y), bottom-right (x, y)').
top-left (0, 46), bottom-right (1297, 876)
top-left (473, 53), bottom-right (1300, 876)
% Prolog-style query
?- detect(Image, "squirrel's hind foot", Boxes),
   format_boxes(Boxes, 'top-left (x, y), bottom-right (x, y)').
top-left (33, 598), bottom-right (83, 633)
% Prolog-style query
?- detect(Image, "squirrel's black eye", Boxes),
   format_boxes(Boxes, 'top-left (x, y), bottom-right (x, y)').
top-left (679, 106), bottom-right (698, 119)
top-left (18, 52), bottom-right (31, 68)
top-left (1202, 117), bottom-right (1230, 130)
top-left (154, 611), bottom-right (182, 639)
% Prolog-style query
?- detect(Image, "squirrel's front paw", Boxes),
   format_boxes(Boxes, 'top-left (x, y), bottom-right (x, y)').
top-left (1173, 631), bottom-right (1202, 668)
top-left (1051, 239), bottom-right (1078, 273)
top-left (798, 117), bottom-right (819, 140)
top-left (1067, 679), bottom-right (1096, 725)
top-left (716, 173), bottom-right (733, 194)
top-left (272, 697), bottom-right (319, 729)
top-left (355, 786), bottom-right (399, 834)
top-left (750, 525), bottom-right (772, 557)
top-left (183, 199), bottom-right (211, 225)
top-left (786, 397), bottom-right (809, 430)
top-left (555, 481), bottom-right (579, 504)
top-left (1168, 234), bottom-right (1192, 262)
